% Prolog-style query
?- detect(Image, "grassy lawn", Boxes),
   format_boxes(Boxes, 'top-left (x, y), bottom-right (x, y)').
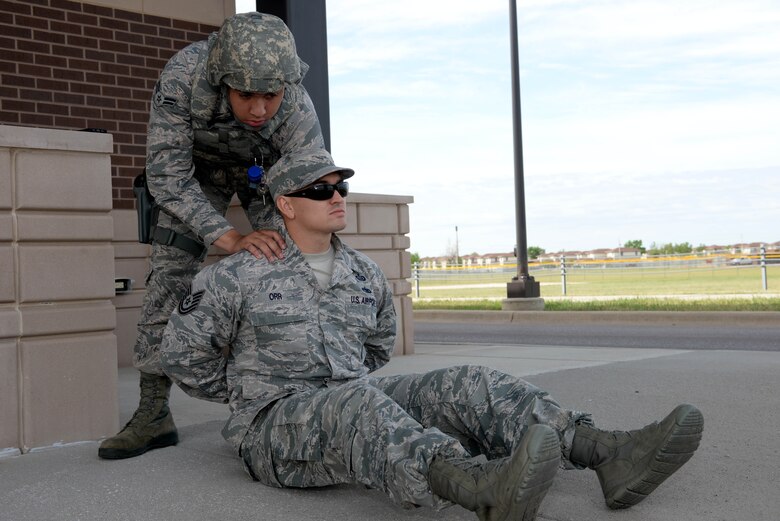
top-left (411, 265), bottom-right (780, 311)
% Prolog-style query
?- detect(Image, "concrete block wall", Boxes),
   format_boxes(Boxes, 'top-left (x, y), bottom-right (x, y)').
top-left (112, 192), bottom-right (415, 366)
top-left (0, 124), bottom-right (118, 455)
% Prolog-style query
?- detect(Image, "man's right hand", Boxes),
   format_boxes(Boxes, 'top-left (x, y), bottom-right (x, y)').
top-left (213, 229), bottom-right (285, 260)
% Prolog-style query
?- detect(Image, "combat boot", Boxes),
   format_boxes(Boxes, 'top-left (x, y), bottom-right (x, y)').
top-left (98, 372), bottom-right (179, 459)
top-left (570, 404), bottom-right (703, 509)
top-left (428, 424), bottom-right (560, 521)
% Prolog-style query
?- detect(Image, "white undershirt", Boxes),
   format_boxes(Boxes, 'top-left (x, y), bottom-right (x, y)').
top-left (303, 246), bottom-right (335, 289)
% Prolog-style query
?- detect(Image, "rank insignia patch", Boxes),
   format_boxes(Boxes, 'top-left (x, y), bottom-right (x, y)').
top-left (178, 289), bottom-right (204, 315)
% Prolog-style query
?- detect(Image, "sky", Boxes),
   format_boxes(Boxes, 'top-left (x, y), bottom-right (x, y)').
top-left (235, 0), bottom-right (780, 258)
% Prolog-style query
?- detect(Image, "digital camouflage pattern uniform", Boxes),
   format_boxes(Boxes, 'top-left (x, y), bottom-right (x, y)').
top-left (137, 12), bottom-right (325, 374)
top-left (161, 220), bottom-right (590, 509)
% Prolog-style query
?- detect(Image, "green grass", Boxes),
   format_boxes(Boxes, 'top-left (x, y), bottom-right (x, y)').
top-left (412, 297), bottom-right (780, 312)
top-left (410, 264), bottom-right (780, 311)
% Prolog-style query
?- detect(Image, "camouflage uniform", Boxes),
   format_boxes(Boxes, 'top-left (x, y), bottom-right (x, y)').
top-left (136, 12), bottom-right (325, 374)
top-left (161, 218), bottom-right (590, 509)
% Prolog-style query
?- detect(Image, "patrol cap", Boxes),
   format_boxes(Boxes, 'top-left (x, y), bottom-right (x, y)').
top-left (207, 12), bottom-right (307, 93)
top-left (268, 149), bottom-right (355, 200)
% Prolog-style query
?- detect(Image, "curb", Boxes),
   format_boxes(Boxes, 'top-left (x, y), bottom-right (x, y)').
top-left (413, 310), bottom-right (780, 327)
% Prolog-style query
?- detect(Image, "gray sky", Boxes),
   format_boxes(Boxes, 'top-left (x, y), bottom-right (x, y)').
top-left (236, 0), bottom-right (780, 257)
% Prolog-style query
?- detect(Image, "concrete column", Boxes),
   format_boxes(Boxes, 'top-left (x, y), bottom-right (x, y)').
top-left (0, 125), bottom-right (118, 455)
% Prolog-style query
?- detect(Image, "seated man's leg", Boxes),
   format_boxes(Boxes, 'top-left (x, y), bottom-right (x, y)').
top-left (240, 379), bottom-right (560, 520)
top-left (370, 365), bottom-right (590, 461)
top-left (241, 380), bottom-right (467, 508)
top-left (569, 404), bottom-right (703, 509)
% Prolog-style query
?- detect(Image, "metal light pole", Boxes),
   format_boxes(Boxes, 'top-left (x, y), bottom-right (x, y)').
top-left (504, 0), bottom-right (541, 303)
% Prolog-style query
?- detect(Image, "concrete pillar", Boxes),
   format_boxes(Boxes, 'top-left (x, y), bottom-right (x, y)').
top-left (0, 125), bottom-right (118, 455)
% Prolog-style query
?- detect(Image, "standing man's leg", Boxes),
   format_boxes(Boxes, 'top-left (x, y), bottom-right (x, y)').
top-left (99, 182), bottom-right (232, 460)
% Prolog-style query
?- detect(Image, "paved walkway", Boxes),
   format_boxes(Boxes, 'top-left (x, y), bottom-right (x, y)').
top-left (2, 339), bottom-right (778, 520)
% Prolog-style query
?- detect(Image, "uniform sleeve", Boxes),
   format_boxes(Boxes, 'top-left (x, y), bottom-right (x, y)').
top-left (363, 272), bottom-right (396, 373)
top-left (145, 44), bottom-right (233, 247)
top-left (271, 84), bottom-right (326, 155)
top-left (160, 263), bottom-right (242, 403)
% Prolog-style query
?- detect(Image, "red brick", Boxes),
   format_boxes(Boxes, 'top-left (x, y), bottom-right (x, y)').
top-left (83, 25), bottom-right (112, 40)
top-left (66, 12), bottom-right (97, 25)
top-left (50, 0), bottom-right (82, 12)
top-left (34, 30), bottom-right (65, 44)
top-left (111, 132), bottom-right (132, 144)
top-left (114, 9), bottom-right (142, 22)
top-left (0, 1), bottom-right (32, 15)
top-left (132, 111), bottom-right (150, 123)
top-left (0, 35), bottom-right (14, 49)
top-left (85, 49), bottom-right (114, 62)
top-left (85, 72), bottom-right (116, 85)
top-left (144, 36), bottom-right (173, 49)
top-left (33, 6), bottom-right (66, 20)
top-left (116, 53), bottom-right (145, 66)
top-left (53, 45), bottom-right (83, 58)
top-left (68, 58), bottom-right (100, 71)
top-left (82, 3), bottom-right (113, 17)
top-left (2, 99), bottom-right (35, 112)
top-left (129, 44), bottom-right (158, 57)
top-left (130, 22), bottom-right (157, 36)
top-left (50, 21), bottom-right (83, 35)
top-left (103, 109), bottom-right (133, 121)
top-left (36, 78), bottom-right (69, 90)
top-left (2, 74), bottom-right (35, 87)
top-left (19, 63), bottom-right (52, 77)
top-left (130, 66), bottom-right (158, 79)
top-left (172, 19), bottom-right (199, 31)
top-left (100, 40), bottom-right (128, 53)
top-left (70, 82), bottom-right (100, 95)
top-left (0, 12), bottom-right (11, 24)
top-left (132, 133), bottom-right (147, 145)
top-left (70, 105), bottom-right (101, 118)
top-left (159, 27), bottom-right (185, 40)
top-left (99, 17), bottom-right (128, 31)
top-left (121, 122), bottom-right (146, 134)
top-left (100, 62), bottom-right (130, 76)
top-left (19, 40), bottom-right (51, 54)
top-left (35, 54), bottom-right (67, 67)
top-left (20, 89), bottom-right (53, 102)
top-left (20, 113), bottom-right (53, 125)
top-left (86, 95), bottom-right (115, 108)
top-left (53, 116), bottom-right (87, 128)
top-left (0, 61), bottom-right (16, 73)
top-left (117, 98), bottom-right (146, 112)
top-left (111, 154), bottom-right (134, 167)
top-left (52, 68), bottom-right (83, 81)
top-left (15, 14), bottom-right (49, 30)
top-left (0, 23), bottom-right (32, 39)
top-left (0, 111), bottom-right (20, 123)
top-left (53, 91), bottom-right (85, 104)
top-left (145, 57), bottom-right (167, 70)
top-left (37, 103), bottom-right (70, 116)
top-left (102, 85), bottom-right (131, 98)
top-left (67, 35), bottom-right (99, 49)
top-left (115, 30), bottom-right (143, 44)
top-left (0, 85), bottom-right (17, 97)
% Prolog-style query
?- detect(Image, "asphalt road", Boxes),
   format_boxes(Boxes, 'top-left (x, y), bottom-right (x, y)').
top-left (414, 320), bottom-right (780, 351)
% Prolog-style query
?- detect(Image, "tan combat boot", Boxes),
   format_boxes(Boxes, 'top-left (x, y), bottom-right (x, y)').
top-left (98, 372), bottom-right (179, 459)
top-left (570, 404), bottom-right (703, 509)
top-left (428, 424), bottom-right (560, 521)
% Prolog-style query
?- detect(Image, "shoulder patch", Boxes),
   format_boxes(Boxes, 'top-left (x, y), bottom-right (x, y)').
top-left (154, 90), bottom-right (178, 108)
top-left (178, 289), bottom-right (204, 315)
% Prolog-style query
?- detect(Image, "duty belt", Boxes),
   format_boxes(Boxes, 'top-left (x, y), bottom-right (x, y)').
top-left (152, 226), bottom-right (207, 258)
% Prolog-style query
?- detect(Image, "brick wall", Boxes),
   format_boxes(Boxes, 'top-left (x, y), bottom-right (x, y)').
top-left (0, 0), bottom-right (219, 209)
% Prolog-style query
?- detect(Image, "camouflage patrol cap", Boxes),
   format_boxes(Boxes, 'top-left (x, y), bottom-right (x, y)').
top-left (207, 12), bottom-right (307, 93)
top-left (268, 149), bottom-right (355, 200)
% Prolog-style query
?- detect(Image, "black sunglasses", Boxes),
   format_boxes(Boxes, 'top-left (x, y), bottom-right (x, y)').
top-left (286, 180), bottom-right (349, 201)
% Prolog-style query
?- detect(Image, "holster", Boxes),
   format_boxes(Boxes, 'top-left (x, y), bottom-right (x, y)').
top-left (133, 171), bottom-right (158, 244)
top-left (132, 171), bottom-right (207, 258)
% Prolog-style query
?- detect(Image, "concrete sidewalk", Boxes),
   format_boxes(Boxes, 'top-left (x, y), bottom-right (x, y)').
top-left (2, 341), bottom-right (778, 520)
